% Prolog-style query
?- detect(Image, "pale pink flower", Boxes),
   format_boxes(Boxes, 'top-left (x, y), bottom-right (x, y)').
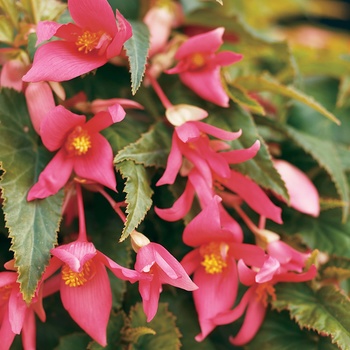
top-left (0, 58), bottom-right (28, 91)
top-left (180, 196), bottom-right (266, 341)
top-left (134, 242), bottom-right (197, 322)
top-left (22, 0), bottom-right (132, 82)
top-left (27, 103), bottom-right (125, 200)
top-left (166, 27), bottom-right (242, 107)
top-left (45, 240), bottom-right (142, 346)
top-left (273, 159), bottom-right (320, 217)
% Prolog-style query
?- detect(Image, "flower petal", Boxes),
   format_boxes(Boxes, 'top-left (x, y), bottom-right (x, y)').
top-left (60, 260), bottom-right (111, 346)
top-left (74, 133), bottom-right (116, 190)
top-left (221, 140), bottom-right (260, 164)
top-left (35, 20), bottom-right (65, 45)
top-left (8, 284), bottom-right (27, 334)
top-left (213, 51), bottom-right (243, 66)
top-left (0, 59), bottom-right (27, 91)
top-left (138, 276), bottom-right (161, 322)
top-left (21, 309), bottom-right (36, 350)
top-left (27, 148), bottom-right (74, 200)
top-left (195, 121), bottom-right (242, 141)
top-left (0, 304), bottom-right (17, 350)
top-left (22, 41), bottom-right (108, 82)
top-left (181, 249), bottom-right (201, 275)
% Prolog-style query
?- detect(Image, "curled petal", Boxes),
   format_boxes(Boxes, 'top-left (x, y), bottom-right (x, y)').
top-left (195, 121), bottom-right (241, 141)
top-left (213, 51), bottom-right (243, 66)
top-left (221, 140), bottom-right (260, 164)
top-left (138, 276), bottom-right (161, 322)
top-left (35, 21), bottom-right (65, 45)
top-left (255, 256), bottom-right (280, 283)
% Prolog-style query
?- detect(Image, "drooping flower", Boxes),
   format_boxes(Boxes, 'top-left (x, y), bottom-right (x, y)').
top-left (130, 231), bottom-right (198, 322)
top-left (22, 0), bottom-right (132, 82)
top-left (166, 27), bottom-right (242, 107)
top-left (44, 240), bottom-right (143, 346)
top-left (180, 196), bottom-right (266, 341)
top-left (27, 103), bottom-right (125, 200)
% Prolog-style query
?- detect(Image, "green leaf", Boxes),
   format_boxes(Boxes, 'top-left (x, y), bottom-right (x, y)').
top-left (117, 160), bottom-right (153, 241)
top-left (0, 89), bottom-right (63, 302)
top-left (115, 122), bottom-right (172, 168)
top-left (207, 106), bottom-right (289, 201)
top-left (128, 303), bottom-right (181, 350)
top-left (247, 309), bottom-right (338, 350)
top-left (226, 82), bottom-right (266, 115)
top-left (54, 333), bottom-right (91, 350)
top-left (235, 74), bottom-right (340, 125)
top-left (273, 283), bottom-right (350, 349)
top-left (124, 20), bottom-right (150, 95)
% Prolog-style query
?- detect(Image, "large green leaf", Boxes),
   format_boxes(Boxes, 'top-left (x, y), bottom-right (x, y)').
top-left (273, 283), bottom-right (350, 349)
top-left (207, 107), bottom-right (289, 201)
top-left (234, 74), bottom-right (340, 125)
top-left (117, 160), bottom-right (153, 242)
top-left (54, 333), bottom-right (91, 350)
top-left (115, 121), bottom-right (172, 168)
top-left (128, 303), bottom-right (181, 350)
top-left (247, 310), bottom-right (338, 350)
top-left (0, 89), bottom-right (63, 302)
top-left (124, 20), bottom-right (150, 95)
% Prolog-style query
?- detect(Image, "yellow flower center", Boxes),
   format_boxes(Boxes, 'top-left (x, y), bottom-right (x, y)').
top-left (189, 53), bottom-right (207, 69)
top-left (62, 260), bottom-right (96, 287)
top-left (65, 126), bottom-right (92, 156)
top-left (200, 242), bottom-right (229, 274)
top-left (255, 282), bottom-right (276, 307)
top-left (76, 30), bottom-right (101, 54)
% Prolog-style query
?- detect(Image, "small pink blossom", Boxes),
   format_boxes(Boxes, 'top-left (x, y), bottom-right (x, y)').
top-left (22, 0), bottom-right (132, 82)
top-left (134, 241), bottom-right (197, 322)
top-left (27, 103), bottom-right (125, 200)
top-left (166, 27), bottom-right (242, 107)
top-left (0, 58), bottom-right (28, 91)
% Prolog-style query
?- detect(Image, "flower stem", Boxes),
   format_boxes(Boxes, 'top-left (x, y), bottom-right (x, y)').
top-left (98, 188), bottom-right (127, 223)
top-left (147, 74), bottom-right (173, 109)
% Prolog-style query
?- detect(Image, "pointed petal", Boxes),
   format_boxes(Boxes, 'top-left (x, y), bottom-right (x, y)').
top-left (180, 249), bottom-right (201, 275)
top-left (8, 285), bottom-right (27, 334)
top-left (41, 105), bottom-right (85, 151)
top-left (221, 140), bottom-right (260, 164)
top-left (74, 133), bottom-right (116, 190)
top-left (195, 121), bottom-right (241, 141)
top-left (21, 309), bottom-right (36, 350)
top-left (25, 82), bottom-right (56, 135)
top-left (175, 27), bottom-right (224, 59)
top-left (91, 98), bottom-right (144, 114)
top-left (237, 260), bottom-right (257, 286)
top-left (85, 104), bottom-right (126, 133)
top-left (139, 277), bottom-right (161, 322)
top-left (274, 264), bottom-right (317, 283)
top-left (35, 20), bottom-right (65, 45)
top-left (0, 304), bottom-right (17, 350)
top-left (155, 180), bottom-right (195, 222)
top-left (223, 170), bottom-right (283, 224)
top-left (180, 68), bottom-right (230, 107)
top-left (22, 41), bottom-right (108, 82)
top-left (27, 149), bottom-right (74, 200)
top-left (213, 51), bottom-right (243, 66)
top-left (60, 260), bottom-right (111, 346)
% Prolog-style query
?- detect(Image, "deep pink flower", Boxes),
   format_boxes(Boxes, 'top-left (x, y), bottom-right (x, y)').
top-left (22, 0), bottom-right (132, 82)
top-left (134, 242), bottom-right (197, 322)
top-left (27, 103), bottom-right (125, 200)
top-left (166, 27), bottom-right (242, 107)
top-left (180, 196), bottom-right (266, 341)
top-left (0, 268), bottom-right (46, 350)
top-left (45, 240), bottom-right (142, 346)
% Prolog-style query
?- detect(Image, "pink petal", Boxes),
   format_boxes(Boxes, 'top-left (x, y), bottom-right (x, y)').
top-left (175, 122), bottom-right (201, 143)
top-left (195, 121), bottom-right (242, 141)
top-left (91, 98), bottom-right (143, 114)
top-left (181, 249), bottom-right (202, 275)
top-left (138, 276), bottom-right (161, 322)
top-left (193, 259), bottom-right (238, 341)
top-left (22, 41), bottom-right (108, 82)
top-left (213, 51), bottom-right (243, 66)
top-left (273, 159), bottom-right (320, 217)
top-left (229, 297), bottom-right (267, 346)
top-left (27, 148), bottom-right (74, 200)
top-left (255, 256), bottom-right (280, 283)
top-left (35, 21), bottom-right (65, 45)
top-left (0, 59), bottom-right (27, 91)
top-left (21, 309), bottom-right (36, 350)
top-left (223, 170), bottom-right (283, 224)
top-left (0, 304), bottom-right (17, 350)
top-left (85, 104), bottom-right (126, 133)
top-left (25, 82), bottom-right (56, 135)
top-left (175, 27), bottom-right (225, 59)
top-left (41, 105), bottom-right (85, 151)
top-left (73, 133), bottom-right (116, 190)
top-left (221, 140), bottom-right (260, 164)
top-left (156, 133), bottom-right (183, 186)
top-left (155, 180), bottom-right (195, 222)
top-left (60, 260), bottom-right (111, 346)
top-left (180, 67), bottom-right (230, 107)
top-left (237, 260), bottom-right (257, 286)
top-left (51, 241), bottom-right (97, 272)
top-left (68, 0), bottom-right (117, 36)
top-left (8, 284), bottom-right (27, 334)
top-left (230, 243), bottom-right (266, 268)
top-left (0, 272), bottom-right (17, 288)
top-left (274, 264), bottom-right (317, 283)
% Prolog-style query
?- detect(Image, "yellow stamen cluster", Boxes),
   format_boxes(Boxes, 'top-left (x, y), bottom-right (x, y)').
top-left (200, 241), bottom-right (229, 274)
top-left (76, 30), bottom-right (101, 54)
top-left (65, 126), bottom-right (92, 156)
top-left (190, 53), bottom-right (206, 69)
top-left (62, 260), bottom-right (96, 287)
top-left (255, 282), bottom-right (276, 307)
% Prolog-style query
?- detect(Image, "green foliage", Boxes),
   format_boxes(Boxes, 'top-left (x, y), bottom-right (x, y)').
top-left (124, 20), bottom-right (150, 95)
top-left (54, 333), bottom-right (91, 350)
top-left (0, 89), bottom-right (63, 302)
top-left (273, 283), bottom-right (350, 349)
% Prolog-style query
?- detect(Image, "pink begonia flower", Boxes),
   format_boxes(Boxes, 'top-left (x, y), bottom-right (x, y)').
top-left (166, 27), bottom-right (242, 107)
top-left (44, 240), bottom-right (143, 346)
top-left (27, 103), bottom-right (126, 200)
top-left (180, 196), bottom-right (266, 341)
top-left (134, 241), bottom-right (198, 322)
top-left (22, 0), bottom-right (132, 82)
top-left (0, 267), bottom-right (46, 350)
top-left (0, 58), bottom-right (28, 91)
top-left (215, 244), bottom-right (317, 346)
top-left (273, 159), bottom-right (320, 217)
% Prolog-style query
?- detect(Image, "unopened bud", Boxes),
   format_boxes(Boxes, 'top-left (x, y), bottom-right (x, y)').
top-left (130, 231), bottom-right (151, 252)
top-left (165, 104), bottom-right (208, 126)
